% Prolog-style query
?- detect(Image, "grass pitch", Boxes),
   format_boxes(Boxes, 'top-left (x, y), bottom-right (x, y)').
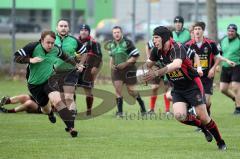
top-left (0, 79), bottom-right (239, 159)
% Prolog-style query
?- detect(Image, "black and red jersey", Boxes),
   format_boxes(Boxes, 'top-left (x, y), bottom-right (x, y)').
top-left (78, 36), bottom-right (102, 58)
top-left (149, 39), bottom-right (199, 90)
top-left (185, 38), bottom-right (219, 77)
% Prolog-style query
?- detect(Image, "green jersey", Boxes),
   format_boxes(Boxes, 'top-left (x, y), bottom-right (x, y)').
top-left (172, 28), bottom-right (191, 44)
top-left (54, 34), bottom-right (86, 71)
top-left (109, 38), bottom-right (139, 65)
top-left (14, 42), bottom-right (64, 85)
top-left (220, 36), bottom-right (240, 67)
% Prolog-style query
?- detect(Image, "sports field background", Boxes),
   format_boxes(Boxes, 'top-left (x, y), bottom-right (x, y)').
top-left (0, 38), bottom-right (240, 159)
top-left (0, 79), bottom-right (239, 159)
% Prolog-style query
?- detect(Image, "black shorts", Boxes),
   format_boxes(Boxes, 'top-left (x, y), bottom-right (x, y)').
top-left (28, 81), bottom-right (53, 107)
top-left (171, 88), bottom-right (206, 107)
top-left (200, 76), bottom-right (213, 95)
top-left (56, 69), bottom-right (79, 86)
top-left (86, 54), bottom-right (102, 68)
top-left (111, 65), bottom-right (137, 85)
top-left (220, 65), bottom-right (240, 83)
top-left (77, 70), bottom-right (94, 89)
top-left (49, 70), bottom-right (79, 92)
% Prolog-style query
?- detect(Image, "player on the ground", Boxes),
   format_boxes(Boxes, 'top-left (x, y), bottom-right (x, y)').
top-left (0, 95), bottom-right (42, 113)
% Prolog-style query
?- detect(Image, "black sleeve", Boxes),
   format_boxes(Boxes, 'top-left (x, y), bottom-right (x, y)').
top-left (126, 39), bottom-right (140, 57)
top-left (92, 42), bottom-right (102, 57)
top-left (76, 40), bottom-right (87, 54)
top-left (185, 44), bottom-right (195, 60)
top-left (147, 40), bottom-right (154, 50)
top-left (149, 47), bottom-right (160, 62)
top-left (14, 42), bottom-right (38, 64)
top-left (172, 44), bottom-right (187, 60)
top-left (210, 42), bottom-right (220, 56)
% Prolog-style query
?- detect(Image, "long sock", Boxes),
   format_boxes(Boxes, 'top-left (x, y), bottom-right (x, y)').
top-left (164, 94), bottom-right (170, 112)
top-left (56, 103), bottom-right (75, 129)
top-left (7, 109), bottom-right (16, 113)
top-left (116, 97), bottom-right (123, 113)
top-left (86, 95), bottom-right (93, 111)
top-left (205, 119), bottom-right (222, 143)
top-left (180, 114), bottom-right (202, 127)
top-left (236, 107), bottom-right (240, 111)
top-left (136, 94), bottom-right (146, 112)
top-left (150, 96), bottom-right (157, 110)
top-left (73, 93), bottom-right (76, 102)
top-left (5, 98), bottom-right (11, 104)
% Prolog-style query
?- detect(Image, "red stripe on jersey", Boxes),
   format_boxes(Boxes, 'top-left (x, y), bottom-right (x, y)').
top-left (194, 77), bottom-right (204, 95)
top-left (185, 39), bottom-right (195, 46)
top-left (209, 53), bottom-right (214, 68)
top-left (181, 58), bottom-right (193, 80)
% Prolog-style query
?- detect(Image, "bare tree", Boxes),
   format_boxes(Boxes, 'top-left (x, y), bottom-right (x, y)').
top-left (206, 0), bottom-right (218, 41)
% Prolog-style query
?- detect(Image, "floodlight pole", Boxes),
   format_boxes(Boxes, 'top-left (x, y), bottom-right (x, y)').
top-left (71, 0), bottom-right (76, 34)
top-left (132, 0), bottom-right (136, 43)
top-left (147, 0), bottom-right (151, 41)
top-left (10, 0), bottom-right (16, 76)
top-left (194, 0), bottom-right (199, 22)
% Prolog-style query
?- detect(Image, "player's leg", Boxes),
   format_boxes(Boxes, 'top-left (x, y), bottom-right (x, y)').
top-left (63, 85), bottom-right (76, 111)
top-left (195, 104), bottom-right (226, 150)
top-left (231, 81), bottom-right (240, 114)
top-left (172, 90), bottom-right (213, 143)
top-left (84, 87), bottom-right (93, 116)
top-left (220, 67), bottom-right (236, 101)
top-left (220, 82), bottom-right (235, 101)
top-left (91, 65), bottom-right (102, 81)
top-left (48, 91), bottom-right (78, 137)
top-left (6, 100), bottom-right (38, 113)
top-left (113, 80), bottom-right (124, 116)
top-left (163, 76), bottom-right (171, 113)
top-left (127, 84), bottom-right (146, 114)
top-left (28, 83), bottom-right (56, 123)
top-left (0, 94), bottom-right (30, 107)
top-left (205, 94), bottom-right (212, 116)
top-left (230, 65), bottom-right (240, 114)
top-left (148, 84), bottom-right (159, 113)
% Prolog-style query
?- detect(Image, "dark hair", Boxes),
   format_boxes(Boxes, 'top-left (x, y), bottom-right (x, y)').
top-left (193, 22), bottom-right (206, 31)
top-left (41, 30), bottom-right (56, 40)
top-left (57, 19), bottom-right (70, 25)
top-left (112, 26), bottom-right (122, 32)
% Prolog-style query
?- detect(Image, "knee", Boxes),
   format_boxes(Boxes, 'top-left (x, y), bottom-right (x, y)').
top-left (165, 92), bottom-right (172, 101)
top-left (128, 90), bottom-right (137, 97)
top-left (50, 98), bottom-right (62, 107)
top-left (220, 86), bottom-right (227, 93)
top-left (152, 87), bottom-right (159, 94)
top-left (198, 115), bottom-right (210, 125)
top-left (64, 94), bottom-right (74, 100)
top-left (25, 100), bottom-right (35, 108)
